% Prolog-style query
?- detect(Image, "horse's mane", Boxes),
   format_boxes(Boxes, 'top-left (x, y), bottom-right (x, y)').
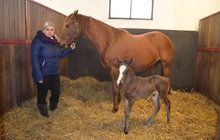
top-left (66, 11), bottom-right (125, 36)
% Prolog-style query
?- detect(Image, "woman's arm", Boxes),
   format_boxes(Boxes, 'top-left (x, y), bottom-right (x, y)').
top-left (31, 39), bottom-right (43, 82)
top-left (59, 43), bottom-right (76, 58)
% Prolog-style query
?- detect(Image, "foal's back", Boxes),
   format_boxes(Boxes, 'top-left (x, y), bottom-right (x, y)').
top-left (133, 75), bottom-right (170, 99)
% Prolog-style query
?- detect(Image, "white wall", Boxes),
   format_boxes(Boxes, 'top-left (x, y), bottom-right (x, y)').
top-left (34, 0), bottom-right (220, 31)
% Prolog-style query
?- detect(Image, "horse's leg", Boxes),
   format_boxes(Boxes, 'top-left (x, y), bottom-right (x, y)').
top-left (111, 68), bottom-right (120, 113)
top-left (111, 81), bottom-right (120, 112)
top-left (161, 61), bottom-right (172, 94)
top-left (160, 61), bottom-right (171, 77)
top-left (146, 91), bottom-right (160, 127)
top-left (124, 98), bottom-right (135, 134)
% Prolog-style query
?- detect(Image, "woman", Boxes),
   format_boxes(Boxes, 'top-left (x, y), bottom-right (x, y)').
top-left (31, 21), bottom-right (75, 117)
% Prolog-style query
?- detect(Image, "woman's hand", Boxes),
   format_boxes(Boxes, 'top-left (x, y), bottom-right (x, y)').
top-left (70, 43), bottom-right (76, 49)
top-left (38, 80), bottom-right (43, 83)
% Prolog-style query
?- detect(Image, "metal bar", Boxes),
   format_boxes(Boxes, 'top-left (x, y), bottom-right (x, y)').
top-left (0, 39), bottom-right (31, 44)
top-left (197, 47), bottom-right (220, 52)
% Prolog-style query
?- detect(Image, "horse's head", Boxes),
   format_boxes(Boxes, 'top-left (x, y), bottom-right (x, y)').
top-left (62, 10), bottom-right (82, 45)
top-left (116, 57), bottom-right (134, 87)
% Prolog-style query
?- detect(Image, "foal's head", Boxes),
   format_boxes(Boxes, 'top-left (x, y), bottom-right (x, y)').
top-left (116, 57), bottom-right (134, 87)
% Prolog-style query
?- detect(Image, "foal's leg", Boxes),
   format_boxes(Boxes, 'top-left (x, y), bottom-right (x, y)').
top-left (163, 96), bottom-right (171, 123)
top-left (124, 98), bottom-right (135, 134)
top-left (160, 86), bottom-right (171, 123)
top-left (146, 91), bottom-right (160, 127)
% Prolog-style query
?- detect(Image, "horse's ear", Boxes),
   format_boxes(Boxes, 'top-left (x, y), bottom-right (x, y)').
top-left (74, 10), bottom-right (78, 15)
top-left (128, 57), bottom-right (134, 66)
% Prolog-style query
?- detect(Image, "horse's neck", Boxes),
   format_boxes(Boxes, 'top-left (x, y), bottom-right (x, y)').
top-left (84, 18), bottom-right (118, 55)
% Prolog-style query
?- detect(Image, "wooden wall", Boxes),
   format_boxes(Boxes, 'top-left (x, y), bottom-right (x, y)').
top-left (0, 0), bottom-right (67, 115)
top-left (193, 11), bottom-right (220, 105)
top-left (67, 29), bottom-right (198, 90)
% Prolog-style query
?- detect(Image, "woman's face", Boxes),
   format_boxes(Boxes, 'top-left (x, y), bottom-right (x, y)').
top-left (43, 25), bottom-right (55, 38)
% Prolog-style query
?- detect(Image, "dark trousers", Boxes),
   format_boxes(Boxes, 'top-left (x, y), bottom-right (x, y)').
top-left (36, 75), bottom-right (60, 105)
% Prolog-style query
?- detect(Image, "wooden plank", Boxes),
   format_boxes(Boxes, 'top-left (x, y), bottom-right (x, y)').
top-left (2, 45), bottom-right (11, 110)
top-left (26, 0), bottom-right (31, 40)
top-left (17, 0), bottom-right (26, 39)
top-left (213, 14), bottom-right (220, 48)
top-left (209, 53), bottom-right (220, 104)
top-left (15, 45), bottom-right (22, 104)
top-left (24, 45), bottom-right (36, 100)
top-left (199, 12), bottom-right (220, 49)
top-left (194, 52), bottom-right (211, 93)
top-left (3, 0), bottom-right (10, 38)
top-left (13, 0), bottom-right (19, 39)
top-left (198, 19), bottom-right (209, 48)
top-left (0, 46), bottom-right (5, 115)
top-left (0, 0), bottom-right (4, 38)
top-left (9, 45), bottom-right (17, 105)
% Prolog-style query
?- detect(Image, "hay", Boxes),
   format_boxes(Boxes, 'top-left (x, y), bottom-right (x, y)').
top-left (0, 76), bottom-right (218, 140)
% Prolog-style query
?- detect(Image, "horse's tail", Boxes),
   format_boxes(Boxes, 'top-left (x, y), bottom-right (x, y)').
top-left (166, 77), bottom-right (172, 95)
top-left (168, 86), bottom-right (172, 95)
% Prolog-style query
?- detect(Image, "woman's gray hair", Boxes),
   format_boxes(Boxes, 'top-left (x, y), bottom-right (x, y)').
top-left (43, 21), bottom-right (55, 29)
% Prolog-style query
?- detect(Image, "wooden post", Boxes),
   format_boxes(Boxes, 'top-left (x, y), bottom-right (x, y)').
top-left (215, 112), bottom-right (220, 140)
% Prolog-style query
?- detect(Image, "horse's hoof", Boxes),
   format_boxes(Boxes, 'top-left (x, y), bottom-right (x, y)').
top-left (112, 108), bottom-right (118, 113)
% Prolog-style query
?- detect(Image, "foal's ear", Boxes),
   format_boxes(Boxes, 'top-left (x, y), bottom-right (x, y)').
top-left (116, 56), bottom-right (123, 65)
top-left (127, 57), bottom-right (134, 66)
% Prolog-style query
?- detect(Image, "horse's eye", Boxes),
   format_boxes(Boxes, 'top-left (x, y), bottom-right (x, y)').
top-left (66, 25), bottom-right (69, 28)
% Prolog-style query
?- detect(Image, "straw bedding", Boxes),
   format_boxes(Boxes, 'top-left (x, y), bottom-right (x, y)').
top-left (0, 76), bottom-right (218, 140)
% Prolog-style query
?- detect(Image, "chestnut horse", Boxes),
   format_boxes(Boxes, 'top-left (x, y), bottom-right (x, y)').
top-left (116, 57), bottom-right (171, 134)
top-left (63, 10), bottom-right (174, 113)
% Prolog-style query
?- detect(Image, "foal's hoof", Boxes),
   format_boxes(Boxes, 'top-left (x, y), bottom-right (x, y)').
top-left (145, 121), bottom-right (153, 127)
top-left (124, 129), bottom-right (129, 134)
top-left (145, 123), bottom-right (151, 127)
top-left (112, 108), bottom-right (118, 113)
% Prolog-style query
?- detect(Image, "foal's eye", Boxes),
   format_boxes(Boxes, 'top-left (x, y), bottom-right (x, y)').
top-left (123, 70), bottom-right (128, 75)
top-left (65, 25), bottom-right (69, 28)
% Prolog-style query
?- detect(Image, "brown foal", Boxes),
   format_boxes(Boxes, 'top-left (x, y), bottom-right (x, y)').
top-left (116, 58), bottom-right (171, 134)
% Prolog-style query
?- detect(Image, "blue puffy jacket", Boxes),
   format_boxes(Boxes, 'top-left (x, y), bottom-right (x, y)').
top-left (31, 30), bottom-right (73, 82)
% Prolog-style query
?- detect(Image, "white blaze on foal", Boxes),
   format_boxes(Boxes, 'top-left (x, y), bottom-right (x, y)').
top-left (117, 65), bottom-right (127, 86)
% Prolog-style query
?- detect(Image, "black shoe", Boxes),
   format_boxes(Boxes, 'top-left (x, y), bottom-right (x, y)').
top-left (37, 104), bottom-right (49, 117)
top-left (50, 102), bottom-right (58, 111)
